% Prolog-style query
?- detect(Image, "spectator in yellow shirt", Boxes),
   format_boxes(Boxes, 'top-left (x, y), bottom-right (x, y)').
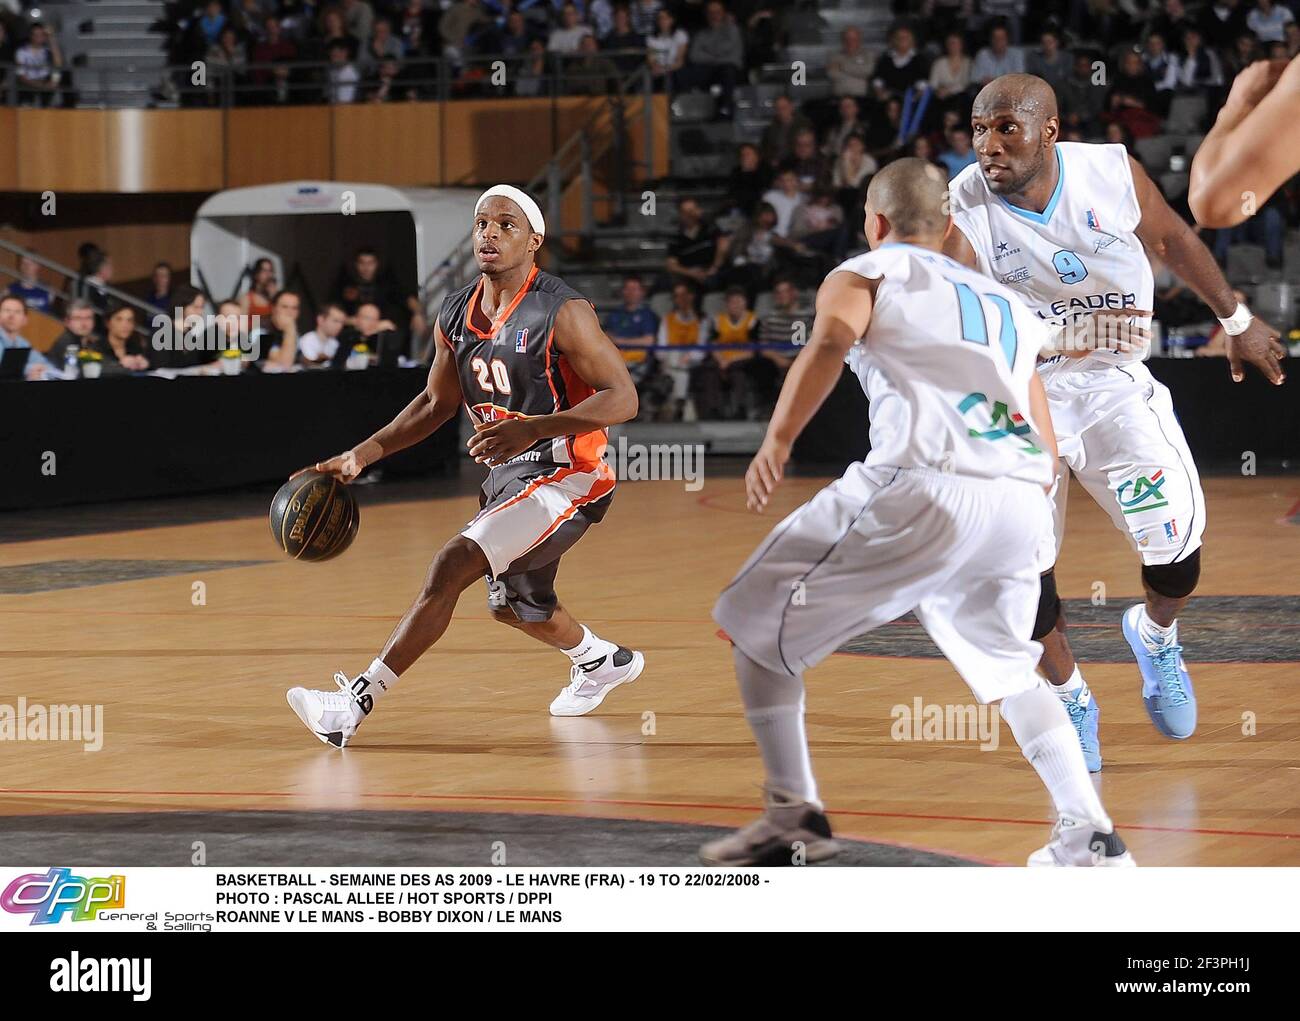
top-left (656, 281), bottom-right (707, 417)
top-left (710, 287), bottom-right (759, 366)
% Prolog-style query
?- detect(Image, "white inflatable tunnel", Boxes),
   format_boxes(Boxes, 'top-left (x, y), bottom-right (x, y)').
top-left (191, 181), bottom-right (480, 321)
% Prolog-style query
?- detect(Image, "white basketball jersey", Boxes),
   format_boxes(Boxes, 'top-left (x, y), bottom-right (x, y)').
top-left (948, 142), bottom-right (1154, 379)
top-left (837, 243), bottom-right (1053, 487)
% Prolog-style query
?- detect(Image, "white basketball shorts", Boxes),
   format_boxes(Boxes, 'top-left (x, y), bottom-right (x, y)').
top-left (1042, 360), bottom-right (1205, 567)
top-left (713, 464), bottom-right (1055, 704)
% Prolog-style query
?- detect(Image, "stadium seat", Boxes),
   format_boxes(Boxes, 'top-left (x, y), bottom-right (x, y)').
top-left (671, 93), bottom-right (717, 123)
top-left (1159, 171), bottom-right (1189, 200)
top-left (1166, 94), bottom-right (1207, 133)
top-left (1135, 136), bottom-right (1173, 171)
top-left (1227, 244), bottom-right (1267, 282)
top-left (1253, 282), bottom-right (1297, 330)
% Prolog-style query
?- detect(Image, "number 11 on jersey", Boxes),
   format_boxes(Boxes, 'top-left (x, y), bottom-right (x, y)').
top-left (951, 280), bottom-right (1018, 369)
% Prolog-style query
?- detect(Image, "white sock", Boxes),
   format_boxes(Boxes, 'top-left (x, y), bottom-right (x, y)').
top-left (349, 657), bottom-right (399, 714)
top-left (1001, 680), bottom-right (1108, 826)
top-left (1138, 606), bottom-right (1177, 647)
top-left (1050, 665), bottom-right (1091, 707)
top-left (561, 625), bottom-right (618, 669)
top-left (734, 648), bottom-right (820, 807)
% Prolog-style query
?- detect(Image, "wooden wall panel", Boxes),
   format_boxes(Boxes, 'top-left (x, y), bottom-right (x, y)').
top-left (330, 102), bottom-right (442, 186)
top-left (17, 110), bottom-right (111, 191)
top-left (440, 97), bottom-right (604, 185)
top-left (224, 106), bottom-right (333, 188)
top-left (1, 224), bottom-right (193, 286)
top-left (0, 108), bottom-right (17, 190)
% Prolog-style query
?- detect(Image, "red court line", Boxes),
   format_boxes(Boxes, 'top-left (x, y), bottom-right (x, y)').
top-left (696, 491), bottom-right (761, 515)
top-left (1, 786), bottom-right (1296, 842)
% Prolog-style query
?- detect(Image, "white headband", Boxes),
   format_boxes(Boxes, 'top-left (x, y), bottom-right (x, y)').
top-left (475, 185), bottom-right (546, 238)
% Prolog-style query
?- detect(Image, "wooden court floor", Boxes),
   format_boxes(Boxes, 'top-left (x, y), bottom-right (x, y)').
top-left (1, 471), bottom-right (1298, 866)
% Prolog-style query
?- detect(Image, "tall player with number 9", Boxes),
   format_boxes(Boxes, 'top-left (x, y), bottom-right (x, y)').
top-left (285, 186), bottom-right (646, 747)
top-left (944, 74), bottom-right (1287, 771)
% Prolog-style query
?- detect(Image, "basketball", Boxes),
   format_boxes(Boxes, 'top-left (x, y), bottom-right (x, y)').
top-left (269, 471), bottom-right (359, 562)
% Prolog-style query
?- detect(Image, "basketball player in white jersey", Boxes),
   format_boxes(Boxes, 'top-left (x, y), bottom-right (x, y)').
top-left (944, 75), bottom-right (1286, 772)
top-left (704, 159), bottom-right (1134, 867)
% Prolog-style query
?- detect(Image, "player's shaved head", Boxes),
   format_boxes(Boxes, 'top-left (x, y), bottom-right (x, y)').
top-left (864, 158), bottom-right (951, 243)
top-left (972, 73), bottom-right (1058, 126)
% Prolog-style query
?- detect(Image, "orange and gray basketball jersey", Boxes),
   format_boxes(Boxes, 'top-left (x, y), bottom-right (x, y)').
top-left (438, 266), bottom-right (609, 475)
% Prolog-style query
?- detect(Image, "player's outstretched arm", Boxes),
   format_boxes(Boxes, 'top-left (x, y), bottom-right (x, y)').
top-left (1189, 57), bottom-right (1300, 229)
top-left (297, 322), bottom-right (464, 482)
top-left (1131, 156), bottom-right (1285, 385)
top-left (747, 271), bottom-right (876, 512)
top-left (466, 298), bottom-right (638, 466)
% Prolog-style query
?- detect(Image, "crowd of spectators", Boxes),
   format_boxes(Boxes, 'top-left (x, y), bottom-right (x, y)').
top-left (588, 0), bottom-right (1300, 421)
top-left (6, 1), bottom-right (1299, 411)
top-left (0, 243), bottom-right (423, 379)
top-left (158, 0), bottom-right (697, 103)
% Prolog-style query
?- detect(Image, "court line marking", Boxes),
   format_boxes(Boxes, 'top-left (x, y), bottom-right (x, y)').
top-left (1, 786), bottom-right (1296, 842)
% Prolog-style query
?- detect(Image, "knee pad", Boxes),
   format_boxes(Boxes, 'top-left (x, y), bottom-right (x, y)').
top-left (1032, 569), bottom-right (1061, 641)
top-left (1142, 549), bottom-right (1201, 599)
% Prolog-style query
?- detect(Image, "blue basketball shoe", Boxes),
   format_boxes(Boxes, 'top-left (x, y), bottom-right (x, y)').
top-left (1060, 685), bottom-right (1102, 773)
top-left (1122, 604), bottom-right (1197, 739)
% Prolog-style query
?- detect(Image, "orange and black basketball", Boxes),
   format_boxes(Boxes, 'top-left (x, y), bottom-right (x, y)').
top-left (269, 471), bottom-right (359, 562)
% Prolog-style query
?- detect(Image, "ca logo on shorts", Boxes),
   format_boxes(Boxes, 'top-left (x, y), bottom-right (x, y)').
top-left (1117, 469), bottom-right (1169, 515)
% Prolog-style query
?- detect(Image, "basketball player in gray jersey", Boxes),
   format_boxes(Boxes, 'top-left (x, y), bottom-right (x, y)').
top-left (286, 186), bottom-right (645, 747)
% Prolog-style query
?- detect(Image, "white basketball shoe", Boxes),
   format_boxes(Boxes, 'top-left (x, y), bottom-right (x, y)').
top-left (1028, 815), bottom-right (1137, 867)
top-left (549, 646), bottom-right (645, 717)
top-left (287, 672), bottom-right (370, 748)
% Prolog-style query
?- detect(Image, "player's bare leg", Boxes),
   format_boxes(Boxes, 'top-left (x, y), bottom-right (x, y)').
top-left (487, 599), bottom-right (644, 717)
top-left (286, 536), bottom-right (491, 747)
top-left (380, 537), bottom-right (493, 674)
top-left (489, 602), bottom-right (583, 648)
top-left (1038, 614), bottom-right (1077, 685)
top-left (1143, 586), bottom-right (1188, 629)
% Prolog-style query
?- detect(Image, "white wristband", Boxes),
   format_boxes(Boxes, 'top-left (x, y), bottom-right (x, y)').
top-left (1218, 303), bottom-right (1253, 336)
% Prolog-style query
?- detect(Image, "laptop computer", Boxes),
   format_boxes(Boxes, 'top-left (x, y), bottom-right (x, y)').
top-left (0, 346), bottom-right (32, 380)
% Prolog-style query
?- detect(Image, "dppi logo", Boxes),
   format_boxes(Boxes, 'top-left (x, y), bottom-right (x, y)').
top-left (1, 868), bottom-right (126, 925)
top-left (1118, 469), bottom-right (1169, 515)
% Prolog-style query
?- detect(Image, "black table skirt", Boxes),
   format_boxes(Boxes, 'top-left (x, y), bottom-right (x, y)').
top-left (0, 368), bottom-right (460, 512)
